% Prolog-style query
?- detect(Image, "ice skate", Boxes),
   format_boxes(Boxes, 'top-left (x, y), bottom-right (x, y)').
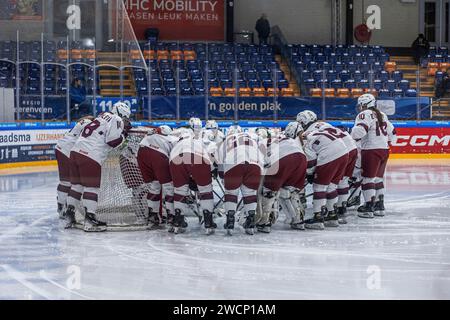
top-left (324, 206), bottom-right (339, 228)
top-left (357, 201), bottom-right (375, 219)
top-left (337, 204), bottom-right (348, 224)
top-left (290, 221), bottom-right (305, 230)
top-left (173, 209), bottom-right (188, 234)
top-left (224, 211), bottom-right (236, 236)
top-left (64, 205), bottom-right (77, 229)
top-left (203, 210), bottom-right (217, 235)
top-left (374, 195), bottom-right (385, 217)
top-left (57, 203), bottom-right (65, 219)
top-left (167, 214), bottom-right (175, 233)
top-left (244, 211), bottom-right (256, 235)
top-left (347, 194), bottom-right (361, 208)
top-left (305, 207), bottom-right (326, 230)
top-left (257, 224), bottom-right (271, 234)
top-left (147, 209), bottom-right (161, 230)
top-left (83, 212), bottom-right (107, 232)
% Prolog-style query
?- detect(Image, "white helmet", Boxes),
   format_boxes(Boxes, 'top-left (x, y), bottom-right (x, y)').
top-left (205, 120), bottom-right (219, 131)
top-left (159, 125), bottom-right (172, 136)
top-left (357, 93), bottom-right (376, 110)
top-left (227, 125), bottom-right (243, 136)
top-left (285, 122), bottom-right (303, 139)
top-left (189, 117), bottom-right (202, 131)
top-left (296, 110), bottom-right (317, 129)
top-left (256, 128), bottom-right (269, 140)
top-left (111, 101), bottom-right (131, 119)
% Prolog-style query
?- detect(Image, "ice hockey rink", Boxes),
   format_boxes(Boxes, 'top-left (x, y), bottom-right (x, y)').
top-left (0, 158), bottom-right (449, 300)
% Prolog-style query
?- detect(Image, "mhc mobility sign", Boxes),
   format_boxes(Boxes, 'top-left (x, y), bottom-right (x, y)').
top-left (123, 0), bottom-right (225, 41)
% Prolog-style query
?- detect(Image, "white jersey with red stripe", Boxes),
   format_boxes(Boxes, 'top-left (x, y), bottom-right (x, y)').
top-left (305, 121), bottom-right (357, 153)
top-left (170, 136), bottom-right (212, 165)
top-left (266, 135), bottom-right (305, 166)
top-left (351, 109), bottom-right (396, 150)
top-left (304, 124), bottom-right (348, 169)
top-left (140, 133), bottom-right (177, 159)
top-left (71, 112), bottom-right (125, 164)
top-left (217, 133), bottom-right (264, 174)
top-left (56, 118), bottom-right (92, 158)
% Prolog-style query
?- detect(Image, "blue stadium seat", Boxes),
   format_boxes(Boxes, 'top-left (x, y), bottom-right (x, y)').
top-left (344, 79), bottom-right (356, 90)
top-left (386, 79), bottom-right (397, 91)
top-left (378, 89), bottom-right (391, 98)
top-left (392, 71), bottom-right (403, 82)
top-left (262, 79), bottom-right (274, 89)
top-left (379, 70), bottom-right (389, 82)
top-left (339, 70), bottom-right (351, 82)
top-left (277, 79), bottom-right (289, 89)
top-left (331, 79), bottom-right (343, 89)
top-left (393, 89), bottom-right (404, 98)
top-left (373, 79), bottom-right (383, 91)
top-left (399, 80), bottom-right (410, 92)
top-left (358, 79), bottom-right (370, 89)
top-left (405, 89), bottom-right (418, 97)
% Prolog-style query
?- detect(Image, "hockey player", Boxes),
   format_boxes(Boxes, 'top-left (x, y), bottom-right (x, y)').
top-left (169, 120), bottom-right (216, 235)
top-left (346, 140), bottom-right (363, 208)
top-left (257, 122), bottom-right (307, 233)
top-left (334, 126), bottom-right (358, 224)
top-left (55, 116), bottom-right (93, 218)
top-left (297, 111), bottom-right (349, 230)
top-left (203, 120), bottom-right (224, 144)
top-left (217, 125), bottom-right (263, 235)
top-left (137, 125), bottom-right (176, 229)
top-left (65, 102), bottom-right (131, 232)
top-left (351, 94), bottom-right (396, 218)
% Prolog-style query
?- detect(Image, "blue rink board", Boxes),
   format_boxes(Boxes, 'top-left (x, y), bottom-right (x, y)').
top-left (1, 120), bottom-right (450, 131)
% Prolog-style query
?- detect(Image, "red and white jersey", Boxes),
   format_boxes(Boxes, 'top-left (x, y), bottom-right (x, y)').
top-left (71, 112), bottom-right (125, 164)
top-left (304, 125), bottom-right (348, 169)
top-left (140, 133), bottom-right (177, 159)
top-left (217, 133), bottom-right (264, 174)
top-left (305, 121), bottom-right (357, 153)
top-left (56, 118), bottom-right (92, 158)
top-left (351, 109), bottom-right (396, 150)
top-left (170, 136), bottom-right (212, 165)
top-left (266, 135), bottom-right (305, 166)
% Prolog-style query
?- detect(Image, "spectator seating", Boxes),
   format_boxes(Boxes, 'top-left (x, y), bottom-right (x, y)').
top-left (287, 44), bottom-right (415, 97)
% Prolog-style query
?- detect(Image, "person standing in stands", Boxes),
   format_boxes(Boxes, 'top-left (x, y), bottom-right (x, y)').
top-left (255, 14), bottom-right (271, 45)
top-left (412, 34), bottom-right (430, 65)
top-left (70, 78), bottom-right (91, 120)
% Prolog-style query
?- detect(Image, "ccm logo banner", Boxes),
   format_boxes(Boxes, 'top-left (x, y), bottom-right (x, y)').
top-left (390, 127), bottom-right (450, 153)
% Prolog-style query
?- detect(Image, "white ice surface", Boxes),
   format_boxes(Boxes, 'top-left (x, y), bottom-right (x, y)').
top-left (0, 161), bottom-right (449, 300)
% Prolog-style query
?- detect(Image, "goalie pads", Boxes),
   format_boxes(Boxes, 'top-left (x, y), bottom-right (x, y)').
top-left (256, 191), bottom-right (279, 226)
top-left (279, 188), bottom-right (305, 226)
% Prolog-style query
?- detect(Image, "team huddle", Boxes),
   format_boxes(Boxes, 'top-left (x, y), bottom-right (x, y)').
top-left (55, 93), bottom-right (395, 235)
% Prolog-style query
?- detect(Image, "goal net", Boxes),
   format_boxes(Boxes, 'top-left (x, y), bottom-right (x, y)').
top-left (74, 128), bottom-right (155, 231)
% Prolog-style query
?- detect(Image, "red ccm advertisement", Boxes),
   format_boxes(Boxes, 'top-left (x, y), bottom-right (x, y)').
top-left (124, 0), bottom-right (225, 41)
top-left (390, 126), bottom-right (450, 154)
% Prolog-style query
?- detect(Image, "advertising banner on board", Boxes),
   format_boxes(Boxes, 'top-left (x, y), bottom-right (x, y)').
top-left (124, 0), bottom-right (225, 41)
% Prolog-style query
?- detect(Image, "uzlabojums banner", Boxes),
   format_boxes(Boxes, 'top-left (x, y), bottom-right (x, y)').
top-left (17, 95), bottom-right (431, 120)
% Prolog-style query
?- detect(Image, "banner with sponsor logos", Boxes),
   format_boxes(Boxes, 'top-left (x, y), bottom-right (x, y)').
top-left (16, 95), bottom-right (430, 120)
top-left (1, 121), bottom-right (448, 166)
top-left (390, 127), bottom-right (450, 154)
top-left (0, 127), bottom-right (67, 164)
top-left (123, 0), bottom-right (225, 41)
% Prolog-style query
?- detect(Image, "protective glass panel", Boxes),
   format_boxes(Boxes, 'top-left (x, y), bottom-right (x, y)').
top-left (0, 0), bottom-right (145, 122)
